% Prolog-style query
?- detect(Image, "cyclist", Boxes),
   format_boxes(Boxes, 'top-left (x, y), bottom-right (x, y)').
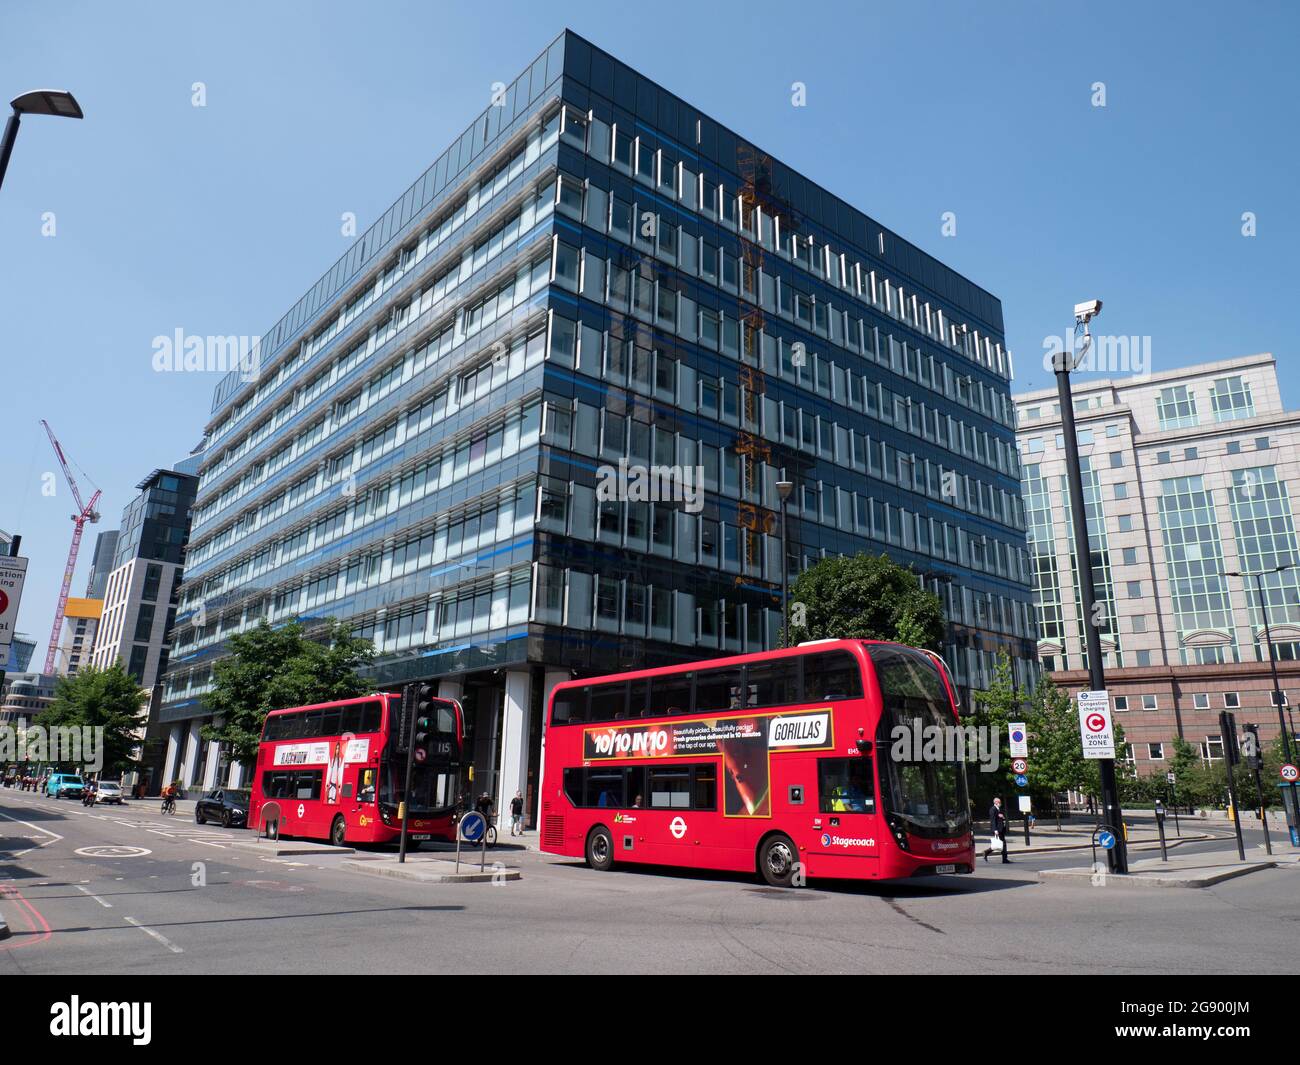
top-left (161, 781), bottom-right (178, 815)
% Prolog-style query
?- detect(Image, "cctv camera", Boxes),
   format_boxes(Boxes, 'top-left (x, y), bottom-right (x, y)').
top-left (1074, 299), bottom-right (1102, 323)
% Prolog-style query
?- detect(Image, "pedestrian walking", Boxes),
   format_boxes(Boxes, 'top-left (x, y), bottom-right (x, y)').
top-left (510, 790), bottom-right (524, 836)
top-left (985, 796), bottom-right (1011, 863)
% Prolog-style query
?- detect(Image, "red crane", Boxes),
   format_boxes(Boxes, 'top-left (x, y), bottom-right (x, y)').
top-left (40, 420), bottom-right (101, 675)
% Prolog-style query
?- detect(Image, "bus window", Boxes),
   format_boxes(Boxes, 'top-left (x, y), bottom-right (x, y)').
top-left (818, 758), bottom-right (875, 813)
top-left (357, 767), bottom-right (376, 803)
top-left (629, 679), bottom-right (649, 717)
top-left (648, 672), bottom-right (691, 716)
top-left (340, 704), bottom-right (364, 734)
top-left (695, 668), bottom-right (743, 712)
top-left (584, 769), bottom-right (626, 808)
top-left (649, 767), bottom-right (691, 808)
top-left (294, 770), bottom-right (322, 801)
top-left (590, 684), bottom-right (625, 722)
top-left (360, 701), bottom-right (382, 732)
top-left (552, 688), bottom-right (587, 725)
top-left (693, 764), bottom-right (717, 810)
top-left (744, 659), bottom-right (798, 707)
top-left (804, 651), bottom-right (864, 702)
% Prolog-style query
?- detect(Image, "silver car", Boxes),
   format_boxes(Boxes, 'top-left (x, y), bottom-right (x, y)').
top-left (94, 779), bottom-right (124, 805)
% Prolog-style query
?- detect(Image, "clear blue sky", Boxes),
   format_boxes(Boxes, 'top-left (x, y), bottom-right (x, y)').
top-left (2, 0), bottom-right (1296, 663)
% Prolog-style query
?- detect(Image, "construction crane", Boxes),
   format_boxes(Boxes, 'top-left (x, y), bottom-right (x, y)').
top-left (40, 420), bottom-right (101, 674)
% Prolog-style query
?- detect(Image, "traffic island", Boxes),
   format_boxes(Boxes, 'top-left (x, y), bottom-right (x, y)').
top-left (1038, 850), bottom-right (1277, 888)
top-left (232, 840), bottom-right (355, 856)
top-left (339, 854), bottom-right (522, 884)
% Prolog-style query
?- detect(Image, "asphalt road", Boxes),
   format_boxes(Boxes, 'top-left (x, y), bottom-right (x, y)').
top-left (2, 789), bottom-right (1296, 974)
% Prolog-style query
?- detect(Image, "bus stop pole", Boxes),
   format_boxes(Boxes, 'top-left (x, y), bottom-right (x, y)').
top-left (1254, 762), bottom-right (1273, 856)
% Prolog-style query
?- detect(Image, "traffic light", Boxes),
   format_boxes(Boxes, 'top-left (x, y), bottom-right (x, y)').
top-left (412, 682), bottom-right (438, 765)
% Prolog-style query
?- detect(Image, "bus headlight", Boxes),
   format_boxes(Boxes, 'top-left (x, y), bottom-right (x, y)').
top-left (886, 814), bottom-right (910, 852)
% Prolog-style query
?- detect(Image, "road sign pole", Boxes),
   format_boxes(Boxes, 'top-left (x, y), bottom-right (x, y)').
top-left (1220, 711), bottom-right (1246, 862)
top-left (399, 693), bottom-right (418, 864)
top-left (1254, 763), bottom-right (1272, 857)
top-left (1154, 802), bottom-right (1168, 862)
top-left (1057, 356), bottom-right (1126, 874)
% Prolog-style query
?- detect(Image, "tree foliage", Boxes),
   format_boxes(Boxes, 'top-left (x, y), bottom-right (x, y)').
top-left (201, 619), bottom-right (376, 763)
top-left (41, 664), bottom-right (148, 773)
top-left (786, 553), bottom-right (945, 650)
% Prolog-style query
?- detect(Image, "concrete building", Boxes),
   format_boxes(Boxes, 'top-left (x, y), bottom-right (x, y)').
top-left (0, 672), bottom-right (58, 724)
top-left (1016, 353), bottom-right (1300, 772)
top-left (90, 463), bottom-right (199, 792)
top-left (161, 30), bottom-right (1033, 818)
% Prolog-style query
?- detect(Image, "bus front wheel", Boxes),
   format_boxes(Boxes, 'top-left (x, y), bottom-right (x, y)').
top-left (330, 815), bottom-right (347, 847)
top-left (759, 834), bottom-right (800, 888)
top-left (586, 826), bottom-right (614, 871)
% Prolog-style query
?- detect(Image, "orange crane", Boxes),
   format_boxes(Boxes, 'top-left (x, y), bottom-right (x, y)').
top-left (40, 420), bottom-right (101, 674)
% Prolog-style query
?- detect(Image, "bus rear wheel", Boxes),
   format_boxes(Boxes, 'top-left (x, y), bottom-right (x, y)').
top-left (759, 834), bottom-right (800, 888)
top-left (330, 815), bottom-right (347, 847)
top-left (586, 826), bottom-right (614, 871)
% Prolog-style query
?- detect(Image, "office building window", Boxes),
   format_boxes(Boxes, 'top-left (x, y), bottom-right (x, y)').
top-left (1113, 696), bottom-right (1129, 711)
top-left (1210, 376), bottom-right (1255, 422)
top-left (1148, 743), bottom-right (1164, 760)
top-left (1192, 693), bottom-right (1210, 710)
top-left (1114, 483), bottom-right (1129, 499)
top-left (1156, 385), bottom-right (1198, 430)
top-left (1141, 694), bottom-right (1158, 710)
top-left (1122, 548), bottom-right (1138, 565)
top-left (1223, 692), bottom-right (1240, 708)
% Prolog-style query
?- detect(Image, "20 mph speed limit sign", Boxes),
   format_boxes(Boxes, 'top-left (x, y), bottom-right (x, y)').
top-left (1077, 690), bottom-right (1115, 760)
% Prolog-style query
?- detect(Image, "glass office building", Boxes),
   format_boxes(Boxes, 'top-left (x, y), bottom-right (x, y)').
top-left (161, 30), bottom-right (1034, 818)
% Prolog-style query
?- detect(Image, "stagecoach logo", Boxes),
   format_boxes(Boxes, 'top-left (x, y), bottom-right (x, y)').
top-left (768, 713), bottom-right (830, 749)
top-left (931, 840), bottom-right (963, 853)
top-left (820, 834), bottom-right (876, 848)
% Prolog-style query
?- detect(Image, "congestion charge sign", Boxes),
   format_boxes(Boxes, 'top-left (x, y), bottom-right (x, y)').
top-left (1077, 691), bottom-right (1115, 760)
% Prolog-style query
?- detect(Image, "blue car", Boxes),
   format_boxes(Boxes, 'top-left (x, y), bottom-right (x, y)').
top-left (46, 773), bottom-right (85, 799)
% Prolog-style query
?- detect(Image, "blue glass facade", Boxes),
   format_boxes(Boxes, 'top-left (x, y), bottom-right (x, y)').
top-left (160, 31), bottom-right (1034, 801)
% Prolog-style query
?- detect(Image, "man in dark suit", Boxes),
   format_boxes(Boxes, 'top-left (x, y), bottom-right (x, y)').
top-left (987, 796), bottom-right (1010, 863)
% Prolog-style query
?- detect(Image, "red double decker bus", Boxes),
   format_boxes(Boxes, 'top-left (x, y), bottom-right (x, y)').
top-left (540, 640), bottom-right (973, 885)
top-left (248, 692), bottom-right (464, 847)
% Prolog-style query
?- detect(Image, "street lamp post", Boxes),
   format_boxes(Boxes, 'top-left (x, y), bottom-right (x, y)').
top-left (0, 90), bottom-right (84, 193)
top-left (1225, 564), bottom-right (1300, 844)
top-left (1055, 299), bottom-right (1127, 873)
top-left (776, 481), bottom-right (794, 648)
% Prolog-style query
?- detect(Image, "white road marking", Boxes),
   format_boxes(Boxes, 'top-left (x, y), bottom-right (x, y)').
top-left (124, 916), bottom-right (183, 954)
top-left (187, 839), bottom-right (227, 849)
top-left (76, 885), bottom-right (113, 908)
top-left (146, 830), bottom-right (178, 838)
top-left (0, 808), bottom-right (65, 859)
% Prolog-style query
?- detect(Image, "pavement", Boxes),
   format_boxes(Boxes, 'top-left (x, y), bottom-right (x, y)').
top-left (4, 788), bottom-right (1300, 973)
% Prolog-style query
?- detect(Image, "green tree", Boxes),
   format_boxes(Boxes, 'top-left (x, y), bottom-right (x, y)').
top-left (968, 652), bottom-right (1020, 813)
top-left (786, 553), bottom-right (944, 650)
top-left (41, 664), bottom-right (148, 774)
top-left (201, 619), bottom-right (376, 764)
top-left (1025, 674), bottom-right (1086, 814)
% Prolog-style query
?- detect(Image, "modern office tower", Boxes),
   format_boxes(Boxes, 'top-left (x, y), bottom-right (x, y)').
top-left (161, 31), bottom-right (1033, 816)
top-left (0, 672), bottom-right (58, 724)
top-left (1016, 353), bottom-right (1300, 772)
top-left (90, 463), bottom-right (199, 791)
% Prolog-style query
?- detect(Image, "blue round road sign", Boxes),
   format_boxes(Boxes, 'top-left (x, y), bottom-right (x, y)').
top-left (1098, 831), bottom-right (1116, 850)
top-left (459, 811), bottom-right (486, 844)
top-left (1014, 774), bottom-right (1028, 787)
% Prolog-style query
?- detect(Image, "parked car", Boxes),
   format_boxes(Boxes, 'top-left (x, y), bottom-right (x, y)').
top-left (93, 779), bottom-right (124, 805)
top-left (195, 788), bottom-right (251, 828)
top-left (46, 773), bottom-right (85, 799)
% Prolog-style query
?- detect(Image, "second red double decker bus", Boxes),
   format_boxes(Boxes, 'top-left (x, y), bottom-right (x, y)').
top-left (248, 691), bottom-right (463, 847)
top-left (540, 640), bottom-right (973, 886)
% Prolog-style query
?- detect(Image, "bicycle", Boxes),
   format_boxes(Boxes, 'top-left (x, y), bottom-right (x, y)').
top-left (161, 795), bottom-right (177, 815)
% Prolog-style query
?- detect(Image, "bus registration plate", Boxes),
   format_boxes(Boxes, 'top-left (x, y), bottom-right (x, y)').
top-left (935, 864), bottom-right (956, 874)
